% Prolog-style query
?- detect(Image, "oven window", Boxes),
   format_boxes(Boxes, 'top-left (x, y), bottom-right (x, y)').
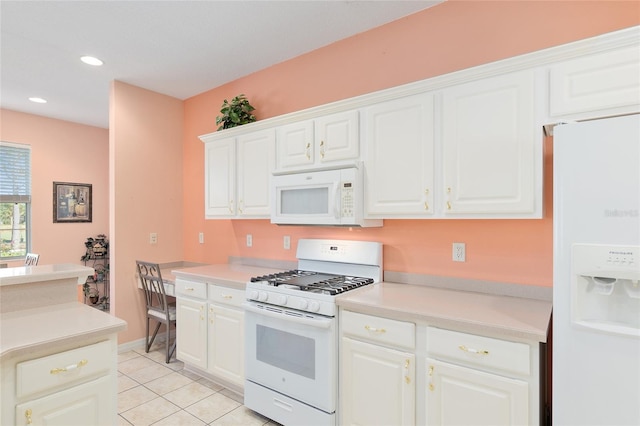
top-left (281, 187), bottom-right (328, 215)
top-left (256, 325), bottom-right (315, 379)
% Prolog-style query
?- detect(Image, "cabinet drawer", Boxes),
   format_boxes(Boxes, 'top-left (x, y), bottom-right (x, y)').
top-left (342, 310), bottom-right (415, 350)
top-left (208, 285), bottom-right (245, 307)
top-left (426, 327), bottom-right (530, 376)
top-left (16, 340), bottom-right (111, 399)
top-left (176, 279), bottom-right (207, 299)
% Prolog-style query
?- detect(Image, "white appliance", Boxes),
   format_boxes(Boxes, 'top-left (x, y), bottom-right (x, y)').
top-left (244, 238), bottom-right (383, 426)
top-left (553, 114), bottom-right (640, 425)
top-left (270, 163), bottom-right (382, 227)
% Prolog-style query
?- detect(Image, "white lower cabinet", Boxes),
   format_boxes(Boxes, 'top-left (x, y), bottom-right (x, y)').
top-left (2, 338), bottom-right (118, 426)
top-left (425, 359), bottom-right (528, 425)
top-left (340, 310), bottom-right (416, 426)
top-left (207, 285), bottom-right (245, 388)
top-left (176, 279), bottom-right (208, 370)
top-left (15, 376), bottom-right (112, 426)
top-left (341, 337), bottom-right (415, 426)
top-left (340, 312), bottom-right (543, 426)
top-left (424, 326), bottom-right (538, 426)
top-left (176, 279), bottom-right (245, 389)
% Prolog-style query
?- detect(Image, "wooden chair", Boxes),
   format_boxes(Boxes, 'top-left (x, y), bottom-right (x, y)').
top-left (24, 253), bottom-right (39, 266)
top-left (135, 260), bottom-right (176, 363)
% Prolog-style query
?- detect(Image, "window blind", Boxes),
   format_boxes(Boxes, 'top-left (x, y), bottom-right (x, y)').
top-left (0, 142), bottom-right (31, 203)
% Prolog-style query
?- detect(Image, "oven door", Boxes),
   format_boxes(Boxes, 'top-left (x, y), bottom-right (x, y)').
top-left (244, 302), bottom-right (337, 413)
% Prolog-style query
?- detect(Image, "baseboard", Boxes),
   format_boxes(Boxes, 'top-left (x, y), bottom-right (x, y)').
top-left (118, 331), bottom-right (170, 353)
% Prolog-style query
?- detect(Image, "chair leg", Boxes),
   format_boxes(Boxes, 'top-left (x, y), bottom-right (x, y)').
top-left (147, 320), bottom-right (161, 353)
top-left (164, 324), bottom-right (177, 363)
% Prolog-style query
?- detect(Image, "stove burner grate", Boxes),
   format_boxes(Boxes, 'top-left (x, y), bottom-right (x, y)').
top-left (250, 270), bottom-right (374, 295)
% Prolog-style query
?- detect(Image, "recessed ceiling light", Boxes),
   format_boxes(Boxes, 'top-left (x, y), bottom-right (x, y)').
top-left (29, 97), bottom-right (47, 104)
top-left (80, 56), bottom-right (103, 66)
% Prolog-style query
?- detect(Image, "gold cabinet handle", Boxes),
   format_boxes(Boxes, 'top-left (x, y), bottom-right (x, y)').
top-left (447, 201), bottom-right (452, 210)
top-left (320, 140), bottom-right (325, 158)
top-left (364, 325), bottom-right (386, 333)
top-left (428, 364), bottom-right (435, 391)
top-left (25, 409), bottom-right (33, 425)
top-left (405, 376), bottom-right (411, 384)
top-left (228, 200), bottom-right (234, 214)
top-left (238, 199), bottom-right (243, 214)
top-left (424, 202), bottom-right (429, 210)
top-left (222, 294), bottom-right (233, 299)
top-left (50, 359), bottom-right (88, 375)
top-left (459, 344), bottom-right (489, 355)
top-left (185, 287), bottom-right (194, 291)
top-left (305, 142), bottom-right (311, 160)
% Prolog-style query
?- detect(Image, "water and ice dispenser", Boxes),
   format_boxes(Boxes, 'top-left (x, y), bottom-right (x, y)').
top-left (572, 244), bottom-right (640, 337)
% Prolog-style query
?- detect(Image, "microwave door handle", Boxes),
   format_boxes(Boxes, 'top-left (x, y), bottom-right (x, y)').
top-left (334, 183), bottom-right (341, 220)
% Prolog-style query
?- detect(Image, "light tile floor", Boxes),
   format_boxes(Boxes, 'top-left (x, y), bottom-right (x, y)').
top-left (118, 343), bottom-right (279, 426)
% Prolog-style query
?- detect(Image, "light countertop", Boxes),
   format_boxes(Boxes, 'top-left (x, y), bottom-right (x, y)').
top-left (337, 282), bottom-right (552, 343)
top-left (0, 263), bottom-right (94, 286)
top-left (0, 302), bottom-right (127, 360)
top-left (171, 264), bottom-right (283, 289)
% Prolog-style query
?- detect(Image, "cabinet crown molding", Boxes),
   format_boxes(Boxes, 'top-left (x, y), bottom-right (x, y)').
top-left (199, 26), bottom-right (639, 144)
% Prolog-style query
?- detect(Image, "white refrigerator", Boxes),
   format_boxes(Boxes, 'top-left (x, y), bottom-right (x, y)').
top-left (553, 114), bottom-right (640, 425)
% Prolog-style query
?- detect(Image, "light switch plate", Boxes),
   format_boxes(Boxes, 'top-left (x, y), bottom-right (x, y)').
top-left (150, 232), bottom-right (157, 244)
top-left (246, 234), bottom-right (253, 247)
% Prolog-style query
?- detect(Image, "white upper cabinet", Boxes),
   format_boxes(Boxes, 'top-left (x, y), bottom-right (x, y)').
top-left (441, 70), bottom-right (542, 217)
top-left (549, 45), bottom-right (640, 120)
top-left (363, 93), bottom-right (435, 217)
top-left (204, 129), bottom-right (275, 218)
top-left (204, 138), bottom-right (235, 217)
top-left (236, 130), bottom-right (276, 217)
top-left (275, 110), bottom-right (359, 172)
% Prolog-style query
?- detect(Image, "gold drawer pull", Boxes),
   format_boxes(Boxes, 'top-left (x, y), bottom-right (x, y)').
top-left (222, 294), bottom-right (233, 299)
top-left (364, 325), bottom-right (386, 333)
top-left (459, 345), bottom-right (489, 355)
top-left (25, 409), bottom-right (33, 424)
top-left (50, 359), bottom-right (88, 374)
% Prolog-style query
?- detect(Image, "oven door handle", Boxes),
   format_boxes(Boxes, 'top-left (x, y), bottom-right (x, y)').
top-left (243, 303), bottom-right (333, 329)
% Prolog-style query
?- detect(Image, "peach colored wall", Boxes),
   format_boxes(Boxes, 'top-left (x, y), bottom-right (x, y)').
top-left (0, 109), bottom-right (109, 273)
top-left (182, 1), bottom-right (638, 288)
top-left (110, 81), bottom-right (184, 343)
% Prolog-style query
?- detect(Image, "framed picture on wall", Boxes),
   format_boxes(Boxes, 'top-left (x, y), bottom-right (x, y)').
top-left (53, 182), bottom-right (92, 223)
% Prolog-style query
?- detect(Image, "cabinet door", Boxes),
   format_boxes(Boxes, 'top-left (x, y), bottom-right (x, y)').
top-left (208, 304), bottom-right (244, 387)
top-left (442, 70), bottom-right (539, 217)
top-left (341, 337), bottom-right (415, 426)
top-left (176, 297), bottom-right (207, 369)
top-left (364, 92), bottom-right (435, 217)
top-left (549, 45), bottom-right (640, 119)
top-left (315, 110), bottom-right (359, 164)
top-left (204, 138), bottom-right (236, 217)
top-left (237, 129), bottom-right (275, 217)
top-left (276, 120), bottom-right (314, 170)
top-left (15, 376), bottom-right (113, 426)
top-left (425, 358), bottom-right (528, 426)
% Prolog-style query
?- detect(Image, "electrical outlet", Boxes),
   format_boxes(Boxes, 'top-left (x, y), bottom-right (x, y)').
top-left (246, 234), bottom-right (253, 247)
top-left (150, 232), bottom-right (157, 244)
top-left (284, 235), bottom-right (291, 250)
top-left (453, 242), bottom-right (465, 262)
top-left (199, 232), bottom-right (204, 244)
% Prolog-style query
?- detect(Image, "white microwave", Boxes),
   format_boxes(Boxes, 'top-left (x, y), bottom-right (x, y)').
top-left (271, 164), bottom-right (382, 227)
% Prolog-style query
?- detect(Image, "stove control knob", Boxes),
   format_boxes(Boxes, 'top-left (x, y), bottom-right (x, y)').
top-left (308, 301), bottom-right (320, 312)
top-left (277, 295), bottom-right (288, 305)
top-left (258, 291), bottom-right (268, 302)
top-left (298, 299), bottom-right (309, 310)
top-left (249, 290), bottom-right (259, 300)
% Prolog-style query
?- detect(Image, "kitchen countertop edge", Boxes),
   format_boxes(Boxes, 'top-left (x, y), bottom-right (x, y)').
top-left (337, 282), bottom-right (552, 343)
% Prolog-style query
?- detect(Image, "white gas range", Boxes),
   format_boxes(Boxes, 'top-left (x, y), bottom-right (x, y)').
top-left (244, 239), bottom-right (383, 426)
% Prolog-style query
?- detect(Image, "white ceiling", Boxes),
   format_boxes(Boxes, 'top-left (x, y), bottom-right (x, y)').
top-left (1, 1), bottom-right (442, 129)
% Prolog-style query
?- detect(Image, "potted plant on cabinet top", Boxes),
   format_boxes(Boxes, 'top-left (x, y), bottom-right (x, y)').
top-left (216, 94), bottom-right (256, 131)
